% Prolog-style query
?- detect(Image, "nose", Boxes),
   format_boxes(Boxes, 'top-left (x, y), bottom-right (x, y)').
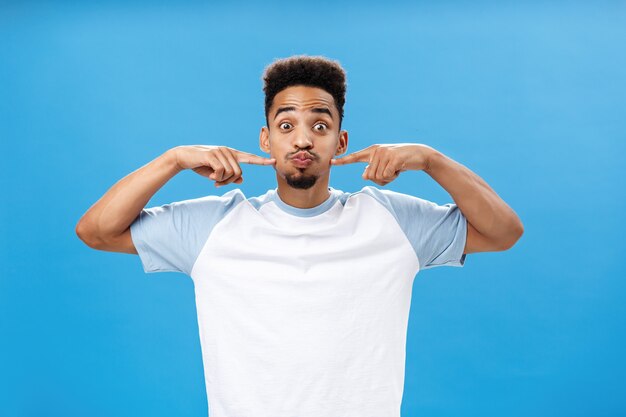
top-left (292, 127), bottom-right (313, 149)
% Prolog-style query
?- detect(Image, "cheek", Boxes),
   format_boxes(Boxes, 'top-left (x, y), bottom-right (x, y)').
top-left (321, 145), bottom-right (337, 160)
top-left (268, 137), bottom-right (284, 155)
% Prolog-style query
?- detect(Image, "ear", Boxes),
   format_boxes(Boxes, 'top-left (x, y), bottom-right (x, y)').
top-left (259, 126), bottom-right (271, 154)
top-left (335, 130), bottom-right (349, 156)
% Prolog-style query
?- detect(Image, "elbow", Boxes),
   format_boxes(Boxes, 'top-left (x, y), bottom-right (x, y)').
top-left (500, 221), bottom-right (524, 250)
top-left (75, 220), bottom-right (92, 247)
top-left (75, 218), bottom-right (103, 249)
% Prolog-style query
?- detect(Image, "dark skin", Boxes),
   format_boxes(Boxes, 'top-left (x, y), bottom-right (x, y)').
top-left (182, 85), bottom-right (523, 254)
top-left (259, 85), bottom-right (349, 209)
top-left (76, 85), bottom-right (523, 256)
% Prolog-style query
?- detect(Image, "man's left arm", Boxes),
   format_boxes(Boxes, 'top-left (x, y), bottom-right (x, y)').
top-left (330, 143), bottom-right (524, 254)
top-left (423, 148), bottom-right (524, 253)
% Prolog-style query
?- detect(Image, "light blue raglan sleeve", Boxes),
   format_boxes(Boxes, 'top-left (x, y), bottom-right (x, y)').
top-left (129, 189), bottom-right (244, 275)
top-left (362, 186), bottom-right (468, 270)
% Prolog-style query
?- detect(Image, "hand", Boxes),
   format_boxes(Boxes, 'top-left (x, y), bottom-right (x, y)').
top-left (330, 143), bottom-right (436, 186)
top-left (173, 145), bottom-right (276, 187)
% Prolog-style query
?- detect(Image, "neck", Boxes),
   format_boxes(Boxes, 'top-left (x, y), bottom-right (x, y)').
top-left (275, 175), bottom-right (331, 209)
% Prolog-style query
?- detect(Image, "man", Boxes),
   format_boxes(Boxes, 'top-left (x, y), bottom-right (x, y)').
top-left (76, 55), bottom-right (523, 417)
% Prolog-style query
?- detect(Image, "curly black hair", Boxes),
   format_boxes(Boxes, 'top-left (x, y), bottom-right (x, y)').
top-left (262, 55), bottom-right (347, 131)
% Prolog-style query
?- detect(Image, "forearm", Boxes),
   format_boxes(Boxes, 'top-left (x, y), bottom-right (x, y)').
top-left (424, 149), bottom-right (523, 246)
top-left (76, 148), bottom-right (182, 242)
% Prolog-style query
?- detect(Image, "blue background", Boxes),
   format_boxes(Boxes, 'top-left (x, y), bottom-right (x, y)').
top-left (1, 1), bottom-right (625, 416)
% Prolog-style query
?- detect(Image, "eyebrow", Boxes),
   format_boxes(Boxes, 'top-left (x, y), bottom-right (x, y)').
top-left (273, 106), bottom-right (333, 121)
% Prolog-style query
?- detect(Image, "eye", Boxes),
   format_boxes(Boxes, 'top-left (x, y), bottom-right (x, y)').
top-left (314, 123), bottom-right (328, 131)
top-left (279, 122), bottom-right (292, 130)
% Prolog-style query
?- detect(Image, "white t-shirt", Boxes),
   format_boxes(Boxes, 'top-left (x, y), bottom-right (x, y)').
top-left (130, 185), bottom-right (467, 417)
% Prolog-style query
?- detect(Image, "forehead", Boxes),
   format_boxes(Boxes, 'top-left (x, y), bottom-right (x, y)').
top-left (271, 85), bottom-right (335, 112)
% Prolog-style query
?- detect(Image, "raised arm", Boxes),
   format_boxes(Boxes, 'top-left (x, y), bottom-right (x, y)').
top-left (75, 149), bottom-right (183, 253)
top-left (75, 145), bottom-right (275, 253)
top-left (331, 143), bottom-right (524, 254)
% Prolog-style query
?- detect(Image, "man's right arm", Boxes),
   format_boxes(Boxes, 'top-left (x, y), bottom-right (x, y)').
top-left (75, 148), bottom-right (183, 254)
top-left (76, 145), bottom-right (274, 254)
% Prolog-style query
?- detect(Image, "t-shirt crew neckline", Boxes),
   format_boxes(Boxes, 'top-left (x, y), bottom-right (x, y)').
top-left (270, 187), bottom-right (340, 217)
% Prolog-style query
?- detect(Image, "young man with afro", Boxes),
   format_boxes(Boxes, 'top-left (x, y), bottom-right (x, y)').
top-left (76, 54), bottom-right (523, 417)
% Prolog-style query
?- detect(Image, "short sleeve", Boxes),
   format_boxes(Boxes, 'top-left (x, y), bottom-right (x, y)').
top-left (361, 186), bottom-right (468, 270)
top-left (129, 189), bottom-right (245, 275)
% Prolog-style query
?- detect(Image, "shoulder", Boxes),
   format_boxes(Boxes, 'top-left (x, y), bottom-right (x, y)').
top-left (350, 185), bottom-right (437, 213)
top-left (160, 188), bottom-right (247, 214)
top-left (133, 188), bottom-right (248, 236)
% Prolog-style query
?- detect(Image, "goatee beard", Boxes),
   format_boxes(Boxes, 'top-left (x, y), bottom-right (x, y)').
top-left (286, 172), bottom-right (317, 189)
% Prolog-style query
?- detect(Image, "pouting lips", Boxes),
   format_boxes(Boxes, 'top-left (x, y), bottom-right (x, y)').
top-left (292, 152), bottom-right (314, 161)
top-left (291, 158), bottom-right (314, 167)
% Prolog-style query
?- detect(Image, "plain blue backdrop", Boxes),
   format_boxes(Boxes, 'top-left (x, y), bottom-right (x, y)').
top-left (1, 1), bottom-right (625, 416)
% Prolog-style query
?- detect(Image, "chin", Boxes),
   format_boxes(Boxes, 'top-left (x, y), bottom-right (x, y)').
top-left (285, 171), bottom-right (318, 189)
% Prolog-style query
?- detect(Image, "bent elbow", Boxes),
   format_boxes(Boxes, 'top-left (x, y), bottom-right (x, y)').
top-left (75, 219), bottom-right (102, 249)
top-left (500, 223), bottom-right (524, 250)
